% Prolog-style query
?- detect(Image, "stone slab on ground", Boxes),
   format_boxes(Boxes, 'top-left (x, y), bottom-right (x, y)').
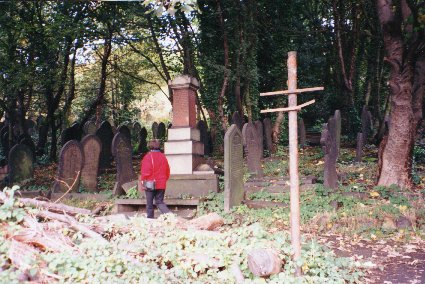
top-left (166, 174), bottom-right (218, 198)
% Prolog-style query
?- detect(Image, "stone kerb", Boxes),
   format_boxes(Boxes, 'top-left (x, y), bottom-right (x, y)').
top-left (224, 124), bottom-right (244, 212)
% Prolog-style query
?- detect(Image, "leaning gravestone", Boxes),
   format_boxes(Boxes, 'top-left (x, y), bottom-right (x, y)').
top-left (8, 144), bottom-right (34, 184)
top-left (244, 122), bottom-right (263, 177)
top-left (138, 127), bottom-right (149, 154)
top-left (355, 133), bottom-right (363, 163)
top-left (112, 133), bottom-right (137, 196)
top-left (83, 121), bottom-right (97, 135)
top-left (263, 118), bottom-right (273, 153)
top-left (254, 120), bottom-right (264, 159)
top-left (320, 117), bottom-right (338, 189)
top-left (232, 111), bottom-right (244, 131)
top-left (53, 140), bottom-right (84, 193)
top-left (197, 120), bottom-right (210, 156)
top-left (157, 122), bottom-right (166, 140)
top-left (152, 122), bottom-right (159, 139)
top-left (224, 124), bottom-right (244, 212)
top-left (118, 125), bottom-right (132, 146)
top-left (298, 118), bottom-right (307, 148)
top-left (81, 135), bottom-right (102, 192)
top-left (96, 121), bottom-right (114, 169)
top-left (334, 110), bottom-right (341, 153)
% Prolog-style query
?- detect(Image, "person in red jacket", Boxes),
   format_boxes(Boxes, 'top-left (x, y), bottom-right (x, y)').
top-left (140, 139), bottom-right (171, 218)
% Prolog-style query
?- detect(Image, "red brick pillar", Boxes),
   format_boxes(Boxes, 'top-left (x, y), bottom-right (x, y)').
top-left (169, 75), bottom-right (199, 128)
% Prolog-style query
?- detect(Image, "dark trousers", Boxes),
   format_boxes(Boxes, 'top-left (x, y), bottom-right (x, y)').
top-left (145, 189), bottom-right (171, 218)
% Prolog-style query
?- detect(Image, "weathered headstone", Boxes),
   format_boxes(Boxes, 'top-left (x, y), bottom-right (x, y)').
top-left (36, 125), bottom-right (48, 155)
top-left (254, 120), bottom-right (264, 159)
top-left (334, 110), bottom-right (341, 152)
top-left (263, 118), bottom-right (273, 153)
top-left (112, 133), bottom-right (137, 196)
top-left (298, 118), bottom-right (306, 148)
top-left (224, 124), bottom-right (244, 212)
top-left (152, 122), bottom-right (159, 139)
top-left (132, 122), bottom-right (141, 140)
top-left (320, 117), bottom-right (338, 189)
top-left (19, 136), bottom-right (36, 159)
top-left (157, 122), bottom-right (166, 140)
top-left (118, 125), bottom-right (132, 146)
top-left (96, 121), bottom-right (114, 169)
top-left (8, 144), bottom-right (34, 184)
top-left (53, 140), bottom-right (84, 193)
top-left (81, 135), bottom-right (102, 192)
top-left (232, 111), bottom-right (244, 131)
top-left (61, 123), bottom-right (81, 146)
top-left (83, 121), bottom-right (97, 135)
top-left (355, 133), bottom-right (363, 163)
top-left (197, 120), bottom-right (209, 156)
top-left (137, 127), bottom-right (149, 154)
top-left (244, 122), bottom-right (263, 177)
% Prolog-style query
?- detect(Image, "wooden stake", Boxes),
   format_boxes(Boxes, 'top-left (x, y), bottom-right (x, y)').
top-left (260, 100), bottom-right (315, 113)
top-left (260, 87), bottom-right (324, 97)
top-left (287, 51), bottom-right (302, 276)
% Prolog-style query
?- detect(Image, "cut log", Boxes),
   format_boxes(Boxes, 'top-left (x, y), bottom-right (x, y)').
top-left (247, 248), bottom-right (282, 277)
top-left (18, 198), bottom-right (91, 216)
top-left (188, 213), bottom-right (224, 231)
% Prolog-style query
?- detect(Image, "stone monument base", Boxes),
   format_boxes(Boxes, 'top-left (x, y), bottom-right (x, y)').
top-left (166, 174), bottom-right (219, 198)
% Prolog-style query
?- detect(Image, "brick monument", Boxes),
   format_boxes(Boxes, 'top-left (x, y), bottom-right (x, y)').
top-left (164, 75), bottom-right (218, 197)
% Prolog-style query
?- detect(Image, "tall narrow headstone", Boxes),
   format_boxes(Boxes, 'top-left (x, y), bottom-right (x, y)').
top-left (244, 122), bottom-right (263, 177)
top-left (36, 125), bottom-right (48, 155)
top-left (132, 122), bottom-right (141, 140)
top-left (112, 133), bottom-right (137, 196)
top-left (320, 117), bottom-right (338, 189)
top-left (197, 120), bottom-right (209, 156)
top-left (53, 140), bottom-right (84, 193)
top-left (138, 127), bottom-right (148, 154)
top-left (263, 118), bottom-right (273, 153)
top-left (157, 122), bottom-right (166, 140)
top-left (298, 118), bottom-right (306, 148)
top-left (152, 122), bottom-right (159, 139)
top-left (355, 133), bottom-right (363, 163)
top-left (232, 111), bottom-right (244, 131)
top-left (224, 124), bottom-right (244, 212)
top-left (334, 110), bottom-right (341, 152)
top-left (8, 144), bottom-right (34, 184)
top-left (361, 106), bottom-right (372, 145)
top-left (118, 125), bottom-right (132, 146)
top-left (254, 120), bottom-right (264, 159)
top-left (96, 121), bottom-right (114, 169)
top-left (81, 135), bottom-right (102, 192)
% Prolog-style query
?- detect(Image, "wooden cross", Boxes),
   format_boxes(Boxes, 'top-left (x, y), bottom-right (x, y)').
top-left (260, 51), bottom-right (323, 276)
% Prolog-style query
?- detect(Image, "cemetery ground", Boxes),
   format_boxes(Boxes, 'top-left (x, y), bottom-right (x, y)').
top-left (1, 144), bottom-right (425, 283)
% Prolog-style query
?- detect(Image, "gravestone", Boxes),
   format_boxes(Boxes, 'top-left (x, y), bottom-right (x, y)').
top-left (83, 121), bottom-right (97, 135)
top-left (19, 137), bottom-right (36, 159)
top-left (224, 124), bottom-right (244, 212)
top-left (334, 110), bottom-right (341, 152)
top-left (8, 144), bottom-right (34, 184)
top-left (197, 120), bottom-right (210, 156)
top-left (244, 122), bottom-right (263, 177)
top-left (152, 122), bottom-right (159, 139)
top-left (112, 133), bottom-right (137, 196)
top-left (96, 121), bottom-right (114, 169)
top-left (263, 118), bottom-right (273, 153)
top-left (232, 111), bottom-right (244, 131)
top-left (118, 125), bottom-right (132, 145)
top-left (361, 106), bottom-right (372, 145)
top-left (53, 140), bottom-right (84, 193)
top-left (298, 118), bottom-right (306, 148)
top-left (132, 122), bottom-right (141, 140)
top-left (157, 122), bottom-right (166, 140)
top-left (355, 133), bottom-right (363, 163)
top-left (320, 117), bottom-right (338, 189)
top-left (137, 127), bottom-right (148, 154)
top-left (254, 120), bottom-right (264, 159)
top-left (61, 123), bottom-right (81, 146)
top-left (36, 125), bottom-right (48, 155)
top-left (81, 135), bottom-right (102, 192)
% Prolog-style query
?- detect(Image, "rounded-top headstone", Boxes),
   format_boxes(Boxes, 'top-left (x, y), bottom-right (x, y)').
top-left (118, 125), bottom-right (132, 145)
top-left (133, 122), bottom-right (142, 138)
top-left (53, 140), bottom-right (84, 193)
top-left (81, 135), bottom-right (102, 192)
top-left (140, 127), bottom-right (148, 140)
top-left (84, 121), bottom-right (97, 135)
top-left (112, 132), bottom-right (136, 195)
top-left (152, 122), bottom-right (159, 139)
top-left (8, 144), bottom-right (34, 184)
top-left (157, 122), bottom-right (166, 140)
top-left (96, 121), bottom-right (114, 169)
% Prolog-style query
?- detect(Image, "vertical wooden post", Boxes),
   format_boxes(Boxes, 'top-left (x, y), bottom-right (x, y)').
top-left (287, 51), bottom-right (301, 276)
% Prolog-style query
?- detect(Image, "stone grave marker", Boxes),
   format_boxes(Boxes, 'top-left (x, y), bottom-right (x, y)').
top-left (19, 136), bottom-right (36, 159)
top-left (320, 117), bottom-right (338, 189)
top-left (96, 121), bottom-right (114, 169)
top-left (83, 121), bottom-right (97, 135)
top-left (53, 140), bottom-right (84, 193)
top-left (254, 120), bottom-right (264, 158)
top-left (232, 111), bottom-right (244, 131)
top-left (224, 124), bottom-right (244, 212)
top-left (132, 122), bottom-right (141, 140)
top-left (263, 118), bottom-right (273, 153)
top-left (152, 122), bottom-right (159, 139)
top-left (334, 110), bottom-right (341, 152)
top-left (8, 144), bottom-right (34, 184)
top-left (112, 132), bottom-right (137, 196)
top-left (118, 125), bottom-right (132, 145)
top-left (197, 120), bottom-right (210, 156)
top-left (138, 127), bottom-right (149, 154)
top-left (355, 133), bottom-right (363, 163)
top-left (61, 123), bottom-right (81, 146)
top-left (36, 125), bottom-right (48, 155)
top-left (244, 122), bottom-right (263, 177)
top-left (298, 118), bottom-right (306, 148)
top-left (157, 122), bottom-right (166, 140)
top-left (81, 135), bottom-right (102, 192)
top-left (361, 106), bottom-right (372, 145)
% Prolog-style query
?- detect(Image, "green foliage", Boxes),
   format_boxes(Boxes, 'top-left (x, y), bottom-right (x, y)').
top-left (0, 186), bottom-right (26, 223)
top-left (124, 186), bottom-right (140, 199)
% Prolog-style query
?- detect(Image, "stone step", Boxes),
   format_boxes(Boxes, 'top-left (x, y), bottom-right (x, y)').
top-left (114, 198), bottom-right (199, 214)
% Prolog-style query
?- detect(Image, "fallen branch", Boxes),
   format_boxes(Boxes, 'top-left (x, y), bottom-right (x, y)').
top-left (18, 198), bottom-right (91, 216)
top-left (54, 171), bottom-right (80, 204)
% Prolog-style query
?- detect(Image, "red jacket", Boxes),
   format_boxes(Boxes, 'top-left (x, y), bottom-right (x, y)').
top-left (140, 151), bottom-right (170, 190)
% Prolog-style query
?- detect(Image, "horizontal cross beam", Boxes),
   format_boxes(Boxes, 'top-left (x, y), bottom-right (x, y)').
top-left (260, 87), bottom-right (324, 97)
top-left (260, 100), bottom-right (315, 114)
